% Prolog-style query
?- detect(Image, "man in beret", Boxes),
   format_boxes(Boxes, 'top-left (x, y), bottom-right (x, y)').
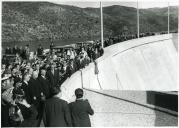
top-left (69, 88), bottom-right (94, 127)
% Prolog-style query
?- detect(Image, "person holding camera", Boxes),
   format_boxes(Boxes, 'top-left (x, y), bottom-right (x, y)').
top-left (69, 88), bottom-right (94, 127)
top-left (12, 87), bottom-right (38, 127)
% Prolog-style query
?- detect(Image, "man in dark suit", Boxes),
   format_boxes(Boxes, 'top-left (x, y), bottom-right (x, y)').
top-left (46, 63), bottom-right (59, 88)
top-left (36, 68), bottom-right (52, 126)
top-left (28, 71), bottom-right (42, 105)
top-left (28, 71), bottom-right (43, 126)
top-left (43, 87), bottom-right (72, 127)
top-left (12, 45), bottom-right (20, 55)
top-left (21, 73), bottom-right (31, 104)
top-left (38, 69), bottom-right (51, 99)
top-left (69, 88), bottom-right (94, 127)
top-left (66, 59), bottom-right (75, 78)
top-left (37, 44), bottom-right (43, 57)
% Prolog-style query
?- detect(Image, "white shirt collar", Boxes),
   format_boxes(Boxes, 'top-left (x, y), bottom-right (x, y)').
top-left (24, 81), bottom-right (28, 85)
top-left (41, 75), bottom-right (45, 79)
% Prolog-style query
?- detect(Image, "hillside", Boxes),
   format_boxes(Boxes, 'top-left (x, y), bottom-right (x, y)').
top-left (2, 2), bottom-right (178, 43)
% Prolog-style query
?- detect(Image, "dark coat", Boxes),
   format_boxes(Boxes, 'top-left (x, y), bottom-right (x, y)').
top-left (37, 47), bottom-right (43, 56)
top-left (21, 49), bottom-right (27, 60)
top-left (66, 65), bottom-right (75, 77)
top-left (18, 104), bottom-right (38, 127)
top-left (69, 99), bottom-right (94, 127)
top-left (38, 76), bottom-right (51, 99)
top-left (73, 57), bottom-right (81, 71)
top-left (99, 48), bottom-right (104, 56)
top-left (1, 102), bottom-right (11, 127)
top-left (46, 70), bottom-right (59, 87)
top-left (28, 78), bottom-right (42, 105)
top-left (43, 97), bottom-right (72, 127)
top-left (21, 82), bottom-right (31, 104)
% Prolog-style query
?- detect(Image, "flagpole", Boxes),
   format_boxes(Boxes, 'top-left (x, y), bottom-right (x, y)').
top-left (100, 1), bottom-right (104, 48)
top-left (137, 0), bottom-right (139, 38)
top-left (168, 2), bottom-right (170, 34)
top-left (178, 3), bottom-right (179, 34)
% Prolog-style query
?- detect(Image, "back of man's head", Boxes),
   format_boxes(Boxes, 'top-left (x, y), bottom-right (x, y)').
top-left (75, 88), bottom-right (83, 99)
top-left (51, 87), bottom-right (61, 96)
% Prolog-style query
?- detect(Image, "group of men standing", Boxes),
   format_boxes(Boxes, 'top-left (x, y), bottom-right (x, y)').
top-left (5, 45), bottom-right (30, 60)
top-left (43, 88), bottom-right (94, 127)
top-left (11, 64), bottom-right (94, 127)
top-left (19, 68), bottom-right (58, 126)
top-left (2, 42), bottom-right (99, 127)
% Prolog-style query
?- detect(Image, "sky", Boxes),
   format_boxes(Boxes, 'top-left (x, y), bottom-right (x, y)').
top-left (1, 0), bottom-right (179, 8)
top-left (51, 0), bottom-right (179, 9)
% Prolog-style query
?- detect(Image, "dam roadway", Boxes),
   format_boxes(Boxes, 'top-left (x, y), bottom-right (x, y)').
top-left (60, 34), bottom-right (178, 126)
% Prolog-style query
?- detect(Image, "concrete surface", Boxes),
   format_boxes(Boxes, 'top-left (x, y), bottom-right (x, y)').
top-left (82, 34), bottom-right (178, 91)
top-left (84, 90), bottom-right (178, 126)
top-left (60, 34), bottom-right (178, 126)
top-left (61, 34), bottom-right (178, 92)
top-left (61, 85), bottom-right (178, 126)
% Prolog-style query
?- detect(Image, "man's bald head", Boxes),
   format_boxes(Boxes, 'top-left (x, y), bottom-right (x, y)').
top-left (41, 69), bottom-right (46, 77)
top-left (32, 71), bottom-right (38, 79)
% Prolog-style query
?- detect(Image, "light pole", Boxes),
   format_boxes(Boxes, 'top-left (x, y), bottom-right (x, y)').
top-left (137, 0), bottom-right (140, 38)
top-left (168, 2), bottom-right (170, 34)
top-left (100, 1), bottom-right (104, 48)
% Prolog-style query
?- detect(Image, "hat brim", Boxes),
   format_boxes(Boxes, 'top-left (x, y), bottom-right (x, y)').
top-left (1, 76), bottom-right (9, 81)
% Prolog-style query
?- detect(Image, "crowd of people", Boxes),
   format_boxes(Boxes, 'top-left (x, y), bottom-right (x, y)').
top-left (1, 40), bottom-right (103, 127)
top-left (103, 32), bottom-right (156, 47)
top-left (2, 31), bottom-right (172, 127)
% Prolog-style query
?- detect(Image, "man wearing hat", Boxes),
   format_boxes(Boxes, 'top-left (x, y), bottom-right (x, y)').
top-left (69, 88), bottom-right (94, 127)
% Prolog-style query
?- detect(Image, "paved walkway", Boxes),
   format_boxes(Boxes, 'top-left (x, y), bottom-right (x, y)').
top-left (83, 90), bottom-right (178, 126)
top-left (41, 89), bottom-right (178, 127)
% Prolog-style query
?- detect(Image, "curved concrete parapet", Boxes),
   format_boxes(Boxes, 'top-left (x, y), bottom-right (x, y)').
top-left (61, 34), bottom-right (178, 102)
top-left (82, 34), bottom-right (178, 90)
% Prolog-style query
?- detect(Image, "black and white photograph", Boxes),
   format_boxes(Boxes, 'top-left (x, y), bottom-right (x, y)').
top-left (1, 0), bottom-right (178, 127)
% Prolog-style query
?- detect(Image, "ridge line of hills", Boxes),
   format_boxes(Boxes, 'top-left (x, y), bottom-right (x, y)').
top-left (2, 2), bottom-right (178, 44)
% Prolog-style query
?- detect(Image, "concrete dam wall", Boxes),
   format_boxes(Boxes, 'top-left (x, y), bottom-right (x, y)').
top-left (61, 34), bottom-right (178, 102)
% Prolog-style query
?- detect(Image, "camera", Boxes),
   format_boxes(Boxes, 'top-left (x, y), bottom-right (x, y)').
top-left (16, 95), bottom-right (24, 102)
top-left (13, 88), bottom-right (25, 103)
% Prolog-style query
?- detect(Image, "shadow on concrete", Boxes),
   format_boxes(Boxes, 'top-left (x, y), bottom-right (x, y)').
top-left (146, 91), bottom-right (178, 112)
top-left (146, 91), bottom-right (178, 126)
top-left (84, 88), bottom-right (178, 117)
top-left (172, 33), bottom-right (178, 51)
